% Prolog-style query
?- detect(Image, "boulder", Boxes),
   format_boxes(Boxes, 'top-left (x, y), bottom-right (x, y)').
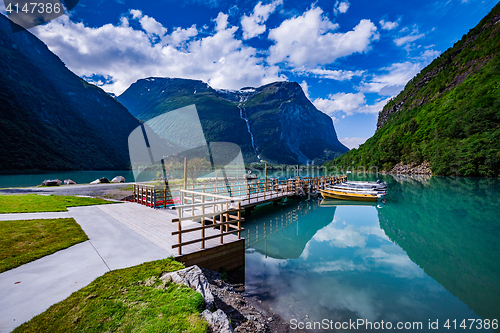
top-left (160, 265), bottom-right (214, 310)
top-left (89, 179), bottom-right (100, 185)
top-left (99, 177), bottom-right (110, 183)
top-left (111, 176), bottom-right (125, 183)
top-left (64, 179), bottom-right (76, 185)
top-left (202, 309), bottom-right (234, 333)
top-left (41, 179), bottom-right (61, 186)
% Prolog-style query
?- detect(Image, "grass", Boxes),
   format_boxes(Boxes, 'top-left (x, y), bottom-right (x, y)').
top-left (0, 194), bottom-right (116, 213)
top-left (13, 258), bottom-right (208, 333)
top-left (0, 218), bottom-right (88, 273)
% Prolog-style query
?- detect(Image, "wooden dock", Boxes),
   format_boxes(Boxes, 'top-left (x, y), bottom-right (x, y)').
top-left (98, 202), bottom-right (244, 271)
top-left (124, 175), bottom-right (346, 271)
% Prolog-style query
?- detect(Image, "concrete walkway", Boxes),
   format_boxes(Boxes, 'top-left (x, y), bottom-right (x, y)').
top-left (0, 204), bottom-right (173, 333)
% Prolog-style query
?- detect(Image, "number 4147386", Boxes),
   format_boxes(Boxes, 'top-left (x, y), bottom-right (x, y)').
top-left (5, 3), bottom-right (62, 14)
top-left (444, 319), bottom-right (498, 330)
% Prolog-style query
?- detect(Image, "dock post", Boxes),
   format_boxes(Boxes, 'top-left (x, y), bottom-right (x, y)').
top-left (265, 162), bottom-right (267, 193)
top-left (296, 165), bottom-right (299, 195)
top-left (237, 202), bottom-right (242, 239)
top-left (184, 157), bottom-right (188, 190)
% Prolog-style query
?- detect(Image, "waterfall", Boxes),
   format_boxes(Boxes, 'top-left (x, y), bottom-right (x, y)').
top-left (238, 101), bottom-right (259, 161)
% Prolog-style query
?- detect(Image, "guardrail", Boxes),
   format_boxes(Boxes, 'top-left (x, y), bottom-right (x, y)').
top-left (171, 190), bottom-right (244, 255)
top-left (133, 176), bottom-right (348, 209)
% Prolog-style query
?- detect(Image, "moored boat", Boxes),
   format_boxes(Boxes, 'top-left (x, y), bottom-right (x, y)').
top-left (320, 188), bottom-right (384, 202)
top-left (344, 180), bottom-right (387, 188)
top-left (319, 199), bottom-right (378, 207)
top-left (326, 185), bottom-right (386, 194)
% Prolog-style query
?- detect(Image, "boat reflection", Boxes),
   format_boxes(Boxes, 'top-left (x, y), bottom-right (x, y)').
top-left (243, 176), bottom-right (498, 331)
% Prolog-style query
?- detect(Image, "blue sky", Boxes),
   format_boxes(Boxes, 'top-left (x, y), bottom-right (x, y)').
top-left (1, 0), bottom-right (498, 148)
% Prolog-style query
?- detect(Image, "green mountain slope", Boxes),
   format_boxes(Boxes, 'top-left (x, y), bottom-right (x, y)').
top-left (327, 3), bottom-right (500, 176)
top-left (118, 78), bottom-right (348, 165)
top-left (0, 15), bottom-right (140, 171)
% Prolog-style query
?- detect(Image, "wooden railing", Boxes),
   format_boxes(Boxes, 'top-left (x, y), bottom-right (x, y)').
top-left (244, 197), bottom-right (323, 249)
top-left (171, 191), bottom-right (244, 255)
top-left (133, 175), bottom-right (348, 209)
top-left (244, 210), bottom-right (298, 249)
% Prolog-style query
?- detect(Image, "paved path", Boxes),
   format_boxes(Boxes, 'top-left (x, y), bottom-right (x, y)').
top-left (0, 204), bottom-right (173, 333)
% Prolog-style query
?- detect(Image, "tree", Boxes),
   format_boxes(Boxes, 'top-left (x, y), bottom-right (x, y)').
top-left (163, 156), bottom-right (183, 180)
top-left (187, 158), bottom-right (212, 183)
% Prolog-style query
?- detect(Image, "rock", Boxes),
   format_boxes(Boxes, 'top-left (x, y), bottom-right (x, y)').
top-left (390, 161), bottom-right (432, 175)
top-left (111, 176), bottom-right (125, 183)
top-left (64, 179), bottom-right (76, 185)
top-left (99, 177), bottom-right (110, 183)
top-left (144, 276), bottom-right (157, 287)
top-left (90, 179), bottom-right (100, 185)
top-left (41, 179), bottom-right (61, 186)
top-left (202, 309), bottom-right (234, 333)
top-left (160, 265), bottom-right (214, 310)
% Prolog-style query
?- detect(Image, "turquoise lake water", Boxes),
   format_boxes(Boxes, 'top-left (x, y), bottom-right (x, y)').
top-left (0, 170), bottom-right (149, 188)
top-left (0, 166), bottom-right (322, 188)
top-left (243, 174), bottom-right (500, 332)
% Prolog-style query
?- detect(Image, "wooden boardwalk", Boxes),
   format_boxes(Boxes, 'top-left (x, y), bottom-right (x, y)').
top-left (117, 175), bottom-right (346, 271)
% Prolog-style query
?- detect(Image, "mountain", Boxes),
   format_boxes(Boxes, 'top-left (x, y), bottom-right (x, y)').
top-left (0, 15), bottom-right (140, 171)
top-left (118, 78), bottom-right (348, 165)
top-left (326, 2), bottom-right (500, 177)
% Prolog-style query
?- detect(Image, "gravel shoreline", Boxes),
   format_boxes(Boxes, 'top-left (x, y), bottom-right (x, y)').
top-left (203, 269), bottom-right (305, 333)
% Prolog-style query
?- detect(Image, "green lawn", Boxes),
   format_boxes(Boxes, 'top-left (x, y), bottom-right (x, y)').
top-left (0, 194), bottom-right (115, 213)
top-left (0, 218), bottom-right (88, 273)
top-left (13, 258), bottom-right (208, 333)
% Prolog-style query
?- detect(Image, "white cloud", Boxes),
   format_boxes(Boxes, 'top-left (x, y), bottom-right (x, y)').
top-left (130, 9), bottom-right (142, 19)
top-left (421, 49), bottom-right (441, 60)
top-left (241, 0), bottom-right (282, 39)
top-left (139, 15), bottom-right (167, 36)
top-left (313, 224), bottom-right (367, 248)
top-left (297, 67), bottom-right (364, 80)
top-left (313, 92), bottom-right (366, 115)
top-left (369, 248), bottom-right (424, 279)
top-left (313, 92), bottom-right (390, 120)
top-left (379, 19), bottom-right (399, 30)
top-left (361, 61), bottom-right (422, 95)
top-left (32, 10), bottom-right (285, 95)
top-left (334, 1), bottom-right (350, 15)
top-left (394, 28), bottom-right (425, 46)
top-left (214, 12), bottom-right (229, 31)
top-left (163, 25), bottom-right (198, 47)
top-left (268, 6), bottom-right (378, 67)
top-left (311, 260), bottom-right (363, 273)
top-left (339, 137), bottom-right (368, 149)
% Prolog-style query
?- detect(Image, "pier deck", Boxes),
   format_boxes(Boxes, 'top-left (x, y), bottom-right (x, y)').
top-left (124, 175), bottom-right (346, 271)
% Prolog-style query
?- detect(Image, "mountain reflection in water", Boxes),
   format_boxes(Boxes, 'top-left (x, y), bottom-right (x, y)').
top-left (243, 175), bottom-right (499, 332)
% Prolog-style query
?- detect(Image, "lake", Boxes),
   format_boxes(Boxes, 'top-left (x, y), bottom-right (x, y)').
top-left (242, 174), bottom-right (500, 332)
top-left (0, 166), bottom-right (325, 188)
top-left (0, 170), bottom-right (157, 188)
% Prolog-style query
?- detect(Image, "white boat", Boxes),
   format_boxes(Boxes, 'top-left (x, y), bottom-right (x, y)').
top-left (343, 181), bottom-right (386, 190)
top-left (345, 180), bottom-right (387, 187)
top-left (327, 184), bottom-right (386, 193)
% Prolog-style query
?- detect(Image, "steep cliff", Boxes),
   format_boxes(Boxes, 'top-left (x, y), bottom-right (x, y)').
top-left (327, 2), bottom-right (500, 176)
